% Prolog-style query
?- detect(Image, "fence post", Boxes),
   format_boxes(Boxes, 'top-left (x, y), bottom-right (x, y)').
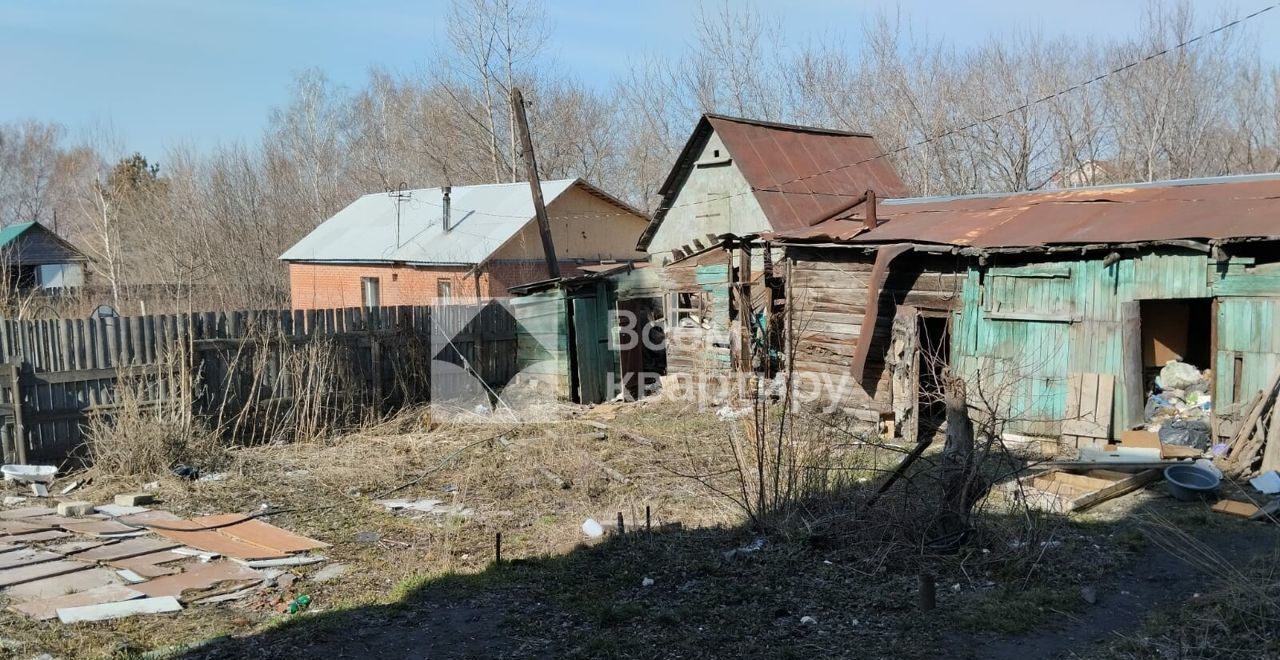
top-left (10, 361), bottom-right (26, 465)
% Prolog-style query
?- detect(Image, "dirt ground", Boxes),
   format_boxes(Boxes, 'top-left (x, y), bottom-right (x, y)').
top-left (1, 400), bottom-right (1276, 659)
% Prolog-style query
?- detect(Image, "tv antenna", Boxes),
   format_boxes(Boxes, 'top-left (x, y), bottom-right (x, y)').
top-left (386, 182), bottom-right (412, 249)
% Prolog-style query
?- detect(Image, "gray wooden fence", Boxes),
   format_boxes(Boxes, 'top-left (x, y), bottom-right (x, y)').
top-left (0, 303), bottom-right (518, 466)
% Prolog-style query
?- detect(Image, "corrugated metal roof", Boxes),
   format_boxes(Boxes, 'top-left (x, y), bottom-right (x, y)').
top-left (281, 179), bottom-right (580, 265)
top-left (771, 173), bottom-right (1280, 248)
top-left (0, 222), bottom-right (35, 248)
top-left (709, 115), bottom-right (909, 231)
top-left (637, 114), bottom-right (908, 249)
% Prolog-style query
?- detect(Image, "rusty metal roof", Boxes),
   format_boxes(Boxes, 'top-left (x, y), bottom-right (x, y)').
top-left (637, 114), bottom-right (908, 249)
top-left (771, 174), bottom-right (1280, 248)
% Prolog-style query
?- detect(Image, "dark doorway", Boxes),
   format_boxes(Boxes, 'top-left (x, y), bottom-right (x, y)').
top-left (917, 314), bottom-right (951, 436)
top-left (1139, 299), bottom-right (1213, 388)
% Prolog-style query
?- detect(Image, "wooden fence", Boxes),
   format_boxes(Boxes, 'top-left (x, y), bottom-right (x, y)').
top-left (0, 303), bottom-right (518, 465)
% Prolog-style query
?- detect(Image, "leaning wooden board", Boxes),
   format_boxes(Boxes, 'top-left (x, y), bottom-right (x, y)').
top-left (1004, 468), bottom-right (1161, 513)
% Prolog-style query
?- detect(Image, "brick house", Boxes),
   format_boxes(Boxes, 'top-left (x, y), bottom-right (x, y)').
top-left (281, 179), bottom-right (649, 309)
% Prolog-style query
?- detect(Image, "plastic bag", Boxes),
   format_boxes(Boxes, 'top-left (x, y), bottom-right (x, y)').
top-left (1158, 418), bottom-right (1211, 450)
top-left (1159, 361), bottom-right (1203, 390)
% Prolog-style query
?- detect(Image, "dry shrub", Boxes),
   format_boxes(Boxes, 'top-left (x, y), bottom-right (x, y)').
top-left (85, 380), bottom-right (223, 477)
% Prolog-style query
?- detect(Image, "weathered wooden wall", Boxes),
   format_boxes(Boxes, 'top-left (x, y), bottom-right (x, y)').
top-left (784, 247), bottom-right (964, 419)
top-left (660, 250), bottom-right (733, 376)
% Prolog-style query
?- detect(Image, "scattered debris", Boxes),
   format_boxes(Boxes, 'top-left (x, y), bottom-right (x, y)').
top-left (1250, 471), bottom-right (1280, 495)
top-left (310, 563), bottom-right (347, 583)
top-left (55, 501), bottom-right (93, 517)
top-left (171, 548), bottom-right (220, 561)
top-left (1003, 469), bottom-right (1160, 513)
top-left (134, 561), bottom-right (263, 599)
top-left (57, 596), bottom-right (182, 623)
top-left (116, 569), bottom-right (147, 584)
top-left (800, 615), bottom-right (818, 625)
top-left (715, 405), bottom-right (751, 421)
top-left (30, 484), bottom-right (48, 497)
top-left (241, 555), bottom-right (326, 569)
top-left (8, 584), bottom-right (145, 621)
top-left (1221, 368), bottom-right (1280, 478)
top-left (94, 504), bottom-right (149, 517)
top-left (115, 492), bottom-right (156, 507)
top-left (1080, 585), bottom-right (1098, 604)
top-left (1211, 499), bottom-right (1261, 518)
top-left (286, 594), bottom-right (312, 614)
top-left (2, 496), bottom-right (25, 506)
top-left (581, 518), bottom-right (604, 538)
top-left (197, 473), bottom-right (228, 482)
top-left (375, 499), bottom-right (473, 517)
top-left (57, 481), bottom-right (81, 496)
top-left (641, 577), bottom-right (654, 587)
top-left (352, 531), bottom-right (381, 545)
top-left (143, 481), bottom-right (161, 491)
top-left (1, 465), bottom-right (57, 485)
top-left (723, 538), bottom-right (767, 560)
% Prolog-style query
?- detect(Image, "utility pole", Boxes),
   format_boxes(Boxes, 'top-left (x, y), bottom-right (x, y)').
top-left (511, 87), bottom-right (560, 279)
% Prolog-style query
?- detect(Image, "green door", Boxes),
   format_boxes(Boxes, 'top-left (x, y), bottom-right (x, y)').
top-left (572, 295), bottom-right (611, 404)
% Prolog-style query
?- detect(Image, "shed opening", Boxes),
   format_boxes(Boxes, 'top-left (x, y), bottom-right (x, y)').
top-left (1139, 298), bottom-right (1213, 386)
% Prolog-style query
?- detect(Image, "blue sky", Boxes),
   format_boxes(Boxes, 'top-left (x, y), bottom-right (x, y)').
top-left (2, 0), bottom-right (1276, 157)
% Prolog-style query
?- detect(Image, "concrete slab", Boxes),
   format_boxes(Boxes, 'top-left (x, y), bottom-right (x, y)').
top-left (0, 507), bottom-right (56, 520)
top-left (5, 567), bottom-right (121, 600)
top-left (57, 596), bottom-right (181, 623)
top-left (0, 560), bottom-right (95, 589)
top-left (8, 585), bottom-right (144, 621)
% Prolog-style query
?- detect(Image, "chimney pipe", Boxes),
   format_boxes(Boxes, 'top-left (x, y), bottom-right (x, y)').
top-left (863, 189), bottom-right (877, 231)
top-left (442, 185), bottom-right (452, 231)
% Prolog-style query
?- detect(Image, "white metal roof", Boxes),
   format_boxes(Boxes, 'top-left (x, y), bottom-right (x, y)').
top-left (280, 179), bottom-right (580, 265)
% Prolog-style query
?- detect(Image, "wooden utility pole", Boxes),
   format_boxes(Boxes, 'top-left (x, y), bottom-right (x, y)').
top-left (511, 87), bottom-right (560, 279)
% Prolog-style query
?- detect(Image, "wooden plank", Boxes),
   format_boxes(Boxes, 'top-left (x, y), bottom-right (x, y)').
top-left (1006, 468), bottom-right (1159, 513)
top-left (1211, 499), bottom-right (1261, 518)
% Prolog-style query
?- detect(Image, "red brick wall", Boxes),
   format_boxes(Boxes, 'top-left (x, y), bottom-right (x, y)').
top-left (287, 260), bottom-right (592, 309)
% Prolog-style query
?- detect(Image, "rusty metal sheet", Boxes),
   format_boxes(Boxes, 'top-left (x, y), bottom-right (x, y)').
top-left (69, 538), bottom-right (180, 562)
top-left (773, 175), bottom-right (1280, 248)
top-left (849, 244), bottom-right (914, 381)
top-left (641, 114), bottom-right (909, 249)
top-left (708, 115), bottom-right (909, 231)
top-left (147, 518), bottom-right (289, 561)
top-left (188, 515), bottom-right (328, 555)
top-left (133, 560), bottom-right (262, 600)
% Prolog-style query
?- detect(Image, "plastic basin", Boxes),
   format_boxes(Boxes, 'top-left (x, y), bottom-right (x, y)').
top-left (1164, 463), bottom-right (1220, 501)
top-left (1, 464), bottom-right (57, 483)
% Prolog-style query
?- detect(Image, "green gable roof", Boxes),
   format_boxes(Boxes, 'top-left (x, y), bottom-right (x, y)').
top-left (0, 223), bottom-right (36, 250)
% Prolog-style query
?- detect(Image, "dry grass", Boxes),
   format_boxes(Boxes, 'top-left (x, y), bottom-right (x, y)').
top-left (1, 398), bottom-right (1163, 659)
top-left (84, 380), bottom-right (224, 478)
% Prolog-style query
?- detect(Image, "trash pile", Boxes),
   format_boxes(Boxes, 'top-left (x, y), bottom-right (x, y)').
top-left (0, 469), bottom-right (330, 624)
top-left (1144, 360), bottom-right (1213, 451)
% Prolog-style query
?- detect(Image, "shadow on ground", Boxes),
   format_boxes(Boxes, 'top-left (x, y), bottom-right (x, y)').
top-left (175, 480), bottom-right (1280, 660)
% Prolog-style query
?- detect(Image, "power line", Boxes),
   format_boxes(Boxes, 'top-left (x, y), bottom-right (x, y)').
top-left (362, 3), bottom-right (1277, 227)
top-left (706, 2), bottom-right (1279, 202)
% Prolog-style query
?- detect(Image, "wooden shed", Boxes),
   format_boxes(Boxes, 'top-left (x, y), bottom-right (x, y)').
top-left (509, 263), bottom-right (664, 404)
top-left (769, 174), bottom-right (1280, 446)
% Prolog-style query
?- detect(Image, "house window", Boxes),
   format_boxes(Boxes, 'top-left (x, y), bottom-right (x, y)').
top-left (667, 291), bottom-right (706, 327)
top-left (437, 278), bottom-right (453, 302)
top-left (361, 277), bottom-right (380, 308)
